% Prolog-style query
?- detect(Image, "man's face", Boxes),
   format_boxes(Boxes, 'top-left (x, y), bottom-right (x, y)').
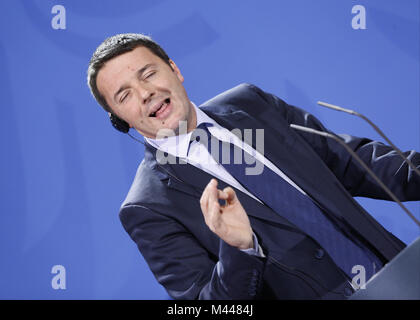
top-left (97, 46), bottom-right (196, 138)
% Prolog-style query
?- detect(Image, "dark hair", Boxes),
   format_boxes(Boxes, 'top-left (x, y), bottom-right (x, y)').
top-left (87, 33), bottom-right (171, 113)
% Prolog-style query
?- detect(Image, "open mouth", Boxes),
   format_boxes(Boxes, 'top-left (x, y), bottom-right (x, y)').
top-left (149, 98), bottom-right (170, 118)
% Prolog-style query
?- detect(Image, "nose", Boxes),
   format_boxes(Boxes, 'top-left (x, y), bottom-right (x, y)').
top-left (137, 82), bottom-right (155, 105)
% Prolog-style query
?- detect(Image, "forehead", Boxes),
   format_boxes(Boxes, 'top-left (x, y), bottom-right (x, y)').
top-left (96, 46), bottom-right (161, 98)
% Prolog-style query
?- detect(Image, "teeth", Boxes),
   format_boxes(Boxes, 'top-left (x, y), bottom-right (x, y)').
top-left (156, 103), bottom-right (166, 114)
top-left (150, 101), bottom-right (168, 117)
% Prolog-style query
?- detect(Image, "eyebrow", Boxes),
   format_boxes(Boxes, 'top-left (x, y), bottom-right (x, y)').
top-left (113, 63), bottom-right (155, 103)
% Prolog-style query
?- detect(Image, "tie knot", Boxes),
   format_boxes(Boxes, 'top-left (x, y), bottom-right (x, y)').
top-left (188, 122), bottom-right (215, 156)
top-left (190, 122), bottom-right (213, 145)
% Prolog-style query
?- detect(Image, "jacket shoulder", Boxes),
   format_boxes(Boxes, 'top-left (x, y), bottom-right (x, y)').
top-left (199, 83), bottom-right (292, 124)
top-left (200, 83), bottom-right (270, 108)
top-left (120, 153), bottom-right (168, 209)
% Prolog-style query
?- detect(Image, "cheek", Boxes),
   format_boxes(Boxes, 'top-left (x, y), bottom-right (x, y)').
top-left (125, 100), bottom-right (144, 118)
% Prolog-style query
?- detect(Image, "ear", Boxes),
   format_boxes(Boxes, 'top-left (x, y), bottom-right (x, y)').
top-left (169, 59), bottom-right (184, 83)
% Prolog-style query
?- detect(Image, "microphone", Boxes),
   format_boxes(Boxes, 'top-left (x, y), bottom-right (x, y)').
top-left (289, 123), bottom-right (420, 228)
top-left (317, 101), bottom-right (420, 177)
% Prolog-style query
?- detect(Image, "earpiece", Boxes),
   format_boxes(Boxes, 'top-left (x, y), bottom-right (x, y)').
top-left (109, 113), bottom-right (130, 133)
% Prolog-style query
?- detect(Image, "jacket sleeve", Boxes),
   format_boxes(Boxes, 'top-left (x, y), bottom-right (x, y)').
top-left (249, 84), bottom-right (420, 201)
top-left (119, 203), bottom-right (266, 300)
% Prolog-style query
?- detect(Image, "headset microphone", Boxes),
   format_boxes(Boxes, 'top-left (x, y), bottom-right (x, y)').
top-left (109, 113), bottom-right (130, 133)
top-left (108, 112), bottom-right (190, 185)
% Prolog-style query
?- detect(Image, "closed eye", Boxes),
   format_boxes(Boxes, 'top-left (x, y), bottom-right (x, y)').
top-left (144, 71), bottom-right (156, 79)
top-left (120, 91), bottom-right (130, 103)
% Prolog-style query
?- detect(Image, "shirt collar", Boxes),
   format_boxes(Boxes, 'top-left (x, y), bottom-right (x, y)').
top-left (144, 102), bottom-right (217, 159)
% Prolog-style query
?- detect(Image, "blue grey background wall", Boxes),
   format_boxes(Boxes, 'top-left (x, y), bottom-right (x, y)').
top-left (0, 0), bottom-right (418, 299)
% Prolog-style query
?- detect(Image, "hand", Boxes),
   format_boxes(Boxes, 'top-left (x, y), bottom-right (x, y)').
top-left (200, 179), bottom-right (254, 250)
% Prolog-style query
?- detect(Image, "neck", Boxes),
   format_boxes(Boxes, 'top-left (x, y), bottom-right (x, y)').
top-left (186, 102), bottom-right (197, 133)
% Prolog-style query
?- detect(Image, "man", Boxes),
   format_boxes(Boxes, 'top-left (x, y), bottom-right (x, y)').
top-left (87, 33), bottom-right (419, 299)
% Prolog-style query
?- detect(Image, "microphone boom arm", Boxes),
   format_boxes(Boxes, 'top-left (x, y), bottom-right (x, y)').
top-left (290, 123), bottom-right (420, 228)
top-left (317, 101), bottom-right (420, 177)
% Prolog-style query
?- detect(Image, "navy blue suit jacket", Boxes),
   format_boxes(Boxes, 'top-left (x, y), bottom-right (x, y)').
top-left (119, 83), bottom-right (418, 299)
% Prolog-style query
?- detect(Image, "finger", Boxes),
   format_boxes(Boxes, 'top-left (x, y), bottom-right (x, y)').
top-left (218, 190), bottom-right (229, 200)
top-left (207, 180), bottom-right (222, 229)
top-left (200, 187), bottom-right (209, 215)
top-left (217, 189), bottom-right (229, 209)
top-left (201, 179), bottom-right (219, 224)
top-left (223, 187), bottom-right (237, 203)
top-left (200, 179), bottom-right (216, 214)
top-left (208, 179), bottom-right (219, 212)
